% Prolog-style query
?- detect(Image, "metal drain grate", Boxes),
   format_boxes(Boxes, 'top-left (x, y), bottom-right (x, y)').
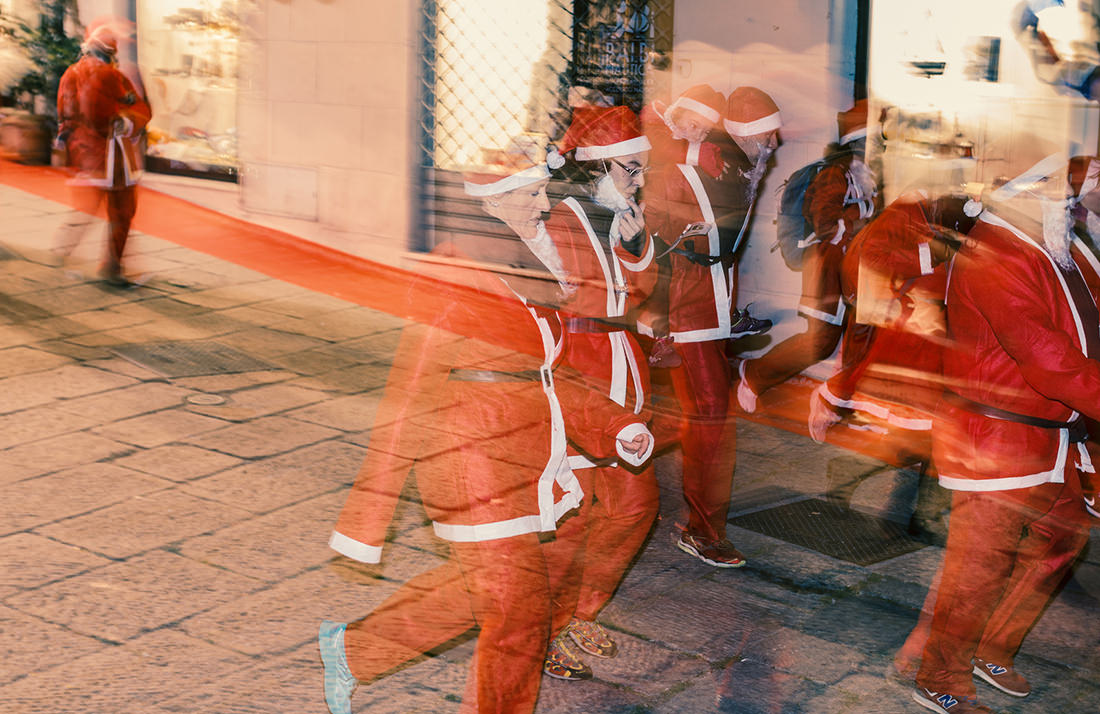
top-left (112, 341), bottom-right (273, 378)
top-left (728, 497), bottom-right (927, 566)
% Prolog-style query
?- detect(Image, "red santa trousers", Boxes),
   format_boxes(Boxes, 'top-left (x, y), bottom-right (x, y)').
top-left (343, 527), bottom-right (586, 714)
top-left (916, 473), bottom-right (1090, 696)
top-left (67, 177), bottom-right (138, 271)
top-left (671, 339), bottom-right (737, 541)
top-left (549, 462), bottom-right (659, 625)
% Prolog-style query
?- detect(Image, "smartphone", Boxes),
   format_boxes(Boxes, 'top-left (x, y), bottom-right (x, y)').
top-left (680, 221), bottom-right (712, 238)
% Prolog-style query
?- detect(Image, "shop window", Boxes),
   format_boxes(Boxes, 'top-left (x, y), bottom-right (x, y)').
top-left (416, 0), bottom-right (673, 253)
top-left (137, 1), bottom-right (239, 181)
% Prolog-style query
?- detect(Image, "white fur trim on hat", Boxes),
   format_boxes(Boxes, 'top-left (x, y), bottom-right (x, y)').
top-left (463, 164), bottom-right (550, 197)
top-left (990, 152), bottom-right (1068, 202)
top-left (669, 96), bottom-right (721, 124)
top-left (723, 112), bottom-right (782, 137)
top-left (839, 127), bottom-right (868, 146)
top-left (574, 135), bottom-right (652, 161)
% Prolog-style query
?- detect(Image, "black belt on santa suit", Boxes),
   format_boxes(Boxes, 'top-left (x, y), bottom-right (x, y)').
top-left (944, 391), bottom-right (1088, 442)
top-left (562, 317), bottom-right (623, 333)
top-left (671, 239), bottom-right (736, 268)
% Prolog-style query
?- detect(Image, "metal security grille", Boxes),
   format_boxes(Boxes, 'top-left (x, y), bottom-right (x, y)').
top-left (415, 0), bottom-right (673, 253)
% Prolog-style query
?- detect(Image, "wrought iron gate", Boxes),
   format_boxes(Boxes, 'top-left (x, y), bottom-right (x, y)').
top-left (415, 0), bottom-right (674, 253)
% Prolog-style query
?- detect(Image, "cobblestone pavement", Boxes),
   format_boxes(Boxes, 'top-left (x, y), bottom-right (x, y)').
top-left (0, 182), bottom-right (1097, 714)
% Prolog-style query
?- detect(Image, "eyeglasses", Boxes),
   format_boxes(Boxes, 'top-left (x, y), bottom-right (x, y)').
top-left (608, 158), bottom-right (650, 179)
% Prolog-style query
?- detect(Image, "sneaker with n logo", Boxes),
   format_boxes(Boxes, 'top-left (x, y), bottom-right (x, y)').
top-left (912, 687), bottom-right (993, 713)
top-left (972, 657), bottom-right (1030, 697)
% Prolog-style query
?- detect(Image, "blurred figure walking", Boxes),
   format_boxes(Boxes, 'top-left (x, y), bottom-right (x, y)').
top-left (53, 22), bottom-right (150, 286)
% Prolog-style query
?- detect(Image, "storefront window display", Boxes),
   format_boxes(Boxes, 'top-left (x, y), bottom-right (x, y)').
top-left (137, 0), bottom-right (238, 180)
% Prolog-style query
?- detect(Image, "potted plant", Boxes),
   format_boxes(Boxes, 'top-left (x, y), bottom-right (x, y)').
top-left (0, 0), bottom-right (81, 164)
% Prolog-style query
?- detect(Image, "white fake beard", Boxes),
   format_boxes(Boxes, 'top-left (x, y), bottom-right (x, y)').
top-left (593, 173), bottom-right (631, 213)
top-left (1040, 198), bottom-right (1075, 271)
top-left (742, 151), bottom-right (769, 204)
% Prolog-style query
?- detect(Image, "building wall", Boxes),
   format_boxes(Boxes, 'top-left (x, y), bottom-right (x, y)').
top-left (237, 0), bottom-right (419, 264)
top-left (229, 0), bottom-right (857, 291)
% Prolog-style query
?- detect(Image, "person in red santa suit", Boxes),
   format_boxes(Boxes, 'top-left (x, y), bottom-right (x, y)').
top-left (54, 24), bottom-right (151, 286)
top-left (640, 87), bottom-right (781, 567)
top-left (535, 105), bottom-right (661, 676)
top-left (738, 101), bottom-right (877, 414)
top-left (805, 190), bottom-right (974, 541)
top-left (318, 157), bottom-right (653, 714)
top-left (639, 84), bottom-right (774, 363)
top-left (909, 150), bottom-right (1095, 714)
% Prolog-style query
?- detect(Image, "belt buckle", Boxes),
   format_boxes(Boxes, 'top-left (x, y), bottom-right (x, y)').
top-left (539, 364), bottom-right (553, 390)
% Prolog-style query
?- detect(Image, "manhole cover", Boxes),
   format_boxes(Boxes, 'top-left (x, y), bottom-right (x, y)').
top-left (728, 497), bottom-right (926, 566)
top-left (186, 393), bottom-right (228, 406)
top-left (112, 341), bottom-right (273, 378)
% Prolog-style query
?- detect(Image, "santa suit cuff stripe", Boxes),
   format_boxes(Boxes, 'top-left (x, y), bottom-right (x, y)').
top-left (329, 531), bottom-right (382, 564)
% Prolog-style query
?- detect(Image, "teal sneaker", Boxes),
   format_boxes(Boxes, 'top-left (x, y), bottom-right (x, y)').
top-left (319, 620), bottom-right (357, 714)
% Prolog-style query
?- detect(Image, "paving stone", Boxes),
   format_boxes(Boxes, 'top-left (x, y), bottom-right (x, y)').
top-left (184, 382), bottom-right (328, 422)
top-left (0, 604), bottom-right (106, 686)
top-left (213, 304), bottom-right (293, 327)
top-left (285, 390), bottom-right (383, 431)
top-left (112, 444), bottom-right (244, 482)
top-left (266, 346), bottom-right (367, 375)
top-left (311, 361), bottom-right (394, 392)
top-left (0, 533), bottom-right (112, 598)
top-left (0, 363), bottom-right (138, 415)
top-left (181, 440), bottom-right (365, 513)
top-left (178, 491), bottom-right (344, 582)
top-left (35, 488), bottom-right (251, 559)
top-left (214, 325), bottom-right (331, 358)
top-left (746, 625), bottom-right (865, 685)
top-left (53, 382), bottom-right (196, 422)
top-left (5, 550), bottom-right (259, 642)
top-left (0, 430), bottom-right (131, 477)
top-left (0, 323), bottom-right (55, 349)
top-left (83, 355), bottom-right (167, 381)
top-left (180, 565), bottom-right (416, 657)
top-left (798, 595), bottom-right (913, 657)
top-left (0, 345), bottom-right (73, 377)
top-left (33, 339), bottom-right (117, 361)
top-left (605, 577), bottom-right (789, 663)
top-left (90, 408), bottom-right (228, 448)
top-left (0, 628), bottom-right (251, 712)
top-left (584, 632), bottom-right (709, 698)
top-left (267, 309), bottom-right (386, 341)
top-left (170, 369), bottom-right (294, 392)
top-left (19, 282), bottom-right (134, 314)
top-left (183, 415), bottom-right (340, 458)
top-left (0, 460), bottom-right (167, 536)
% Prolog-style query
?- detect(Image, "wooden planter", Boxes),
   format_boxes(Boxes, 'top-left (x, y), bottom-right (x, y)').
top-left (0, 110), bottom-right (51, 165)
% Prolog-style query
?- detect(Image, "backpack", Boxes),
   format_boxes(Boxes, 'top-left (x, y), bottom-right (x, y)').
top-left (773, 159), bottom-right (827, 271)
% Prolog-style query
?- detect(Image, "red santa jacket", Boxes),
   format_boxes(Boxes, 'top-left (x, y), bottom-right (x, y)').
top-left (934, 211), bottom-right (1100, 491)
top-left (822, 194), bottom-right (948, 428)
top-left (57, 54), bottom-right (151, 188)
top-left (643, 155), bottom-right (753, 342)
top-left (329, 244), bottom-right (648, 563)
top-left (544, 197), bottom-right (656, 424)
